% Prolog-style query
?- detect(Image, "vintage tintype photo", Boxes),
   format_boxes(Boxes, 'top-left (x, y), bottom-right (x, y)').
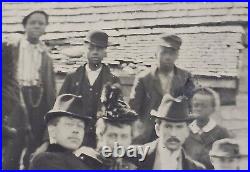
top-left (2, 2), bottom-right (248, 170)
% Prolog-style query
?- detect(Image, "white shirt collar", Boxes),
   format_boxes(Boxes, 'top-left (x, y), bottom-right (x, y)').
top-left (189, 118), bottom-right (217, 134)
top-left (85, 63), bottom-right (102, 73)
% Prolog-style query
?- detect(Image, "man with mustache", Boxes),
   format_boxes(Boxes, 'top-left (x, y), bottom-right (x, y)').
top-left (137, 98), bottom-right (205, 170)
top-left (29, 94), bottom-right (104, 169)
top-left (129, 34), bottom-right (195, 145)
top-left (59, 30), bottom-right (120, 148)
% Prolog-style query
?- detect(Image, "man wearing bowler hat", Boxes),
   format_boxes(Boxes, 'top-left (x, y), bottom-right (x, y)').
top-left (137, 97), bottom-right (205, 170)
top-left (59, 30), bottom-right (120, 148)
top-left (209, 138), bottom-right (246, 170)
top-left (29, 94), bottom-right (104, 169)
top-left (129, 34), bottom-right (195, 144)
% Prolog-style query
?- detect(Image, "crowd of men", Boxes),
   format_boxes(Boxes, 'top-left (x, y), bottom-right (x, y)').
top-left (2, 10), bottom-right (246, 170)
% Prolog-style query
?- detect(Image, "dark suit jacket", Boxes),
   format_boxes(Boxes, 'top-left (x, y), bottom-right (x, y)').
top-left (129, 66), bottom-right (195, 144)
top-left (29, 144), bottom-right (104, 170)
top-left (137, 140), bottom-right (205, 170)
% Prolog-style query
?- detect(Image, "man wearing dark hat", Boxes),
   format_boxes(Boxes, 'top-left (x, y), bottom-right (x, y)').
top-left (94, 83), bottom-right (138, 169)
top-left (29, 94), bottom-right (104, 169)
top-left (129, 34), bottom-right (195, 144)
top-left (59, 30), bottom-right (120, 148)
top-left (137, 97), bottom-right (205, 170)
top-left (209, 138), bottom-right (245, 170)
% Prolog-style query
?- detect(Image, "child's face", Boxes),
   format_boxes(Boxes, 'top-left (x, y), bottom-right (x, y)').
top-left (192, 93), bottom-right (215, 119)
top-left (211, 156), bottom-right (239, 170)
top-left (100, 123), bottom-right (132, 149)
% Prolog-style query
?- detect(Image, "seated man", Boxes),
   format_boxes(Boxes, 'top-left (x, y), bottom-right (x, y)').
top-left (210, 138), bottom-right (244, 170)
top-left (184, 87), bottom-right (230, 169)
top-left (95, 83), bottom-right (138, 169)
top-left (29, 94), bottom-right (104, 170)
top-left (137, 97), bottom-right (205, 170)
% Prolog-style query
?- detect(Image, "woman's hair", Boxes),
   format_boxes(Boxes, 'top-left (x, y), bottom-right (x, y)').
top-left (22, 10), bottom-right (49, 26)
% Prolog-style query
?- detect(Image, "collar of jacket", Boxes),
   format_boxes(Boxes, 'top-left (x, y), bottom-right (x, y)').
top-left (47, 144), bottom-right (72, 153)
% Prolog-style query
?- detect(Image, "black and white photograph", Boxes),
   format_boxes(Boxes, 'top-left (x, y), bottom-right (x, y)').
top-left (2, 2), bottom-right (248, 170)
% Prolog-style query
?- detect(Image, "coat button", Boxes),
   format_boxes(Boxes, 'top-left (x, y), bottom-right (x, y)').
top-left (90, 88), bottom-right (93, 91)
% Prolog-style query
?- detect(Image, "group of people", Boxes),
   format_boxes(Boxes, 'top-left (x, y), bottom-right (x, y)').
top-left (3, 10), bottom-right (245, 170)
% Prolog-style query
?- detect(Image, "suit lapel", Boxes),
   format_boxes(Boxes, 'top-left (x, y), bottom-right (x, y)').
top-left (150, 70), bottom-right (164, 96)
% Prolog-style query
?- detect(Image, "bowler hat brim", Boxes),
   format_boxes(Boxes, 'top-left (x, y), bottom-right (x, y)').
top-left (150, 111), bottom-right (195, 123)
top-left (45, 111), bottom-right (92, 124)
top-left (84, 39), bottom-right (120, 47)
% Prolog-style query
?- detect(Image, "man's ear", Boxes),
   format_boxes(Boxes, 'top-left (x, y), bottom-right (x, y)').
top-left (48, 125), bottom-right (56, 144)
top-left (155, 123), bottom-right (160, 137)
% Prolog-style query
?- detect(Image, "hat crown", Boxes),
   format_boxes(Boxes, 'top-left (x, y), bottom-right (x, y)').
top-left (99, 83), bottom-right (138, 122)
top-left (152, 96), bottom-right (193, 122)
top-left (210, 138), bottom-right (240, 157)
top-left (159, 34), bottom-right (182, 50)
top-left (45, 94), bottom-right (91, 123)
top-left (85, 30), bottom-right (108, 48)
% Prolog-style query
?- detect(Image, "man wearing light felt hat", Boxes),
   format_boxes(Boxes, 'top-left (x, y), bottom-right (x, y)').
top-left (137, 98), bottom-right (205, 170)
top-left (29, 94), bottom-right (105, 169)
top-left (209, 138), bottom-right (246, 170)
top-left (130, 34), bottom-right (195, 145)
top-left (59, 30), bottom-right (121, 148)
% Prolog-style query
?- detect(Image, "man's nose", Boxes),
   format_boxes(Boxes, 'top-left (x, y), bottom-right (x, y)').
top-left (169, 128), bottom-right (177, 136)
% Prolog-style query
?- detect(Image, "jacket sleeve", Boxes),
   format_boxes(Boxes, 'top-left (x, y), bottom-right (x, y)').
top-left (45, 56), bottom-right (56, 108)
top-left (129, 75), bottom-right (145, 117)
top-left (184, 72), bottom-right (195, 99)
top-left (58, 73), bottom-right (72, 96)
top-left (29, 153), bottom-right (67, 170)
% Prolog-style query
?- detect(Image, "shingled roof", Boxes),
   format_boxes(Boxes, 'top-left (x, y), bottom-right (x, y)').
top-left (2, 2), bottom-right (248, 78)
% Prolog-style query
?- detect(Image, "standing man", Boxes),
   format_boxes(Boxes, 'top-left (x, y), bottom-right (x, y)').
top-left (184, 87), bottom-right (230, 169)
top-left (129, 34), bottom-right (195, 144)
top-left (3, 10), bottom-right (56, 169)
top-left (29, 94), bottom-right (104, 170)
top-left (59, 30), bottom-right (120, 148)
top-left (137, 98), bottom-right (205, 170)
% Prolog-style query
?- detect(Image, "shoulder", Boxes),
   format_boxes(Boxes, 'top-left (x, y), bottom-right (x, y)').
top-left (175, 66), bottom-right (192, 77)
top-left (214, 125), bottom-right (230, 137)
top-left (66, 66), bottom-right (85, 77)
top-left (135, 69), bottom-right (153, 81)
top-left (3, 34), bottom-right (22, 48)
top-left (30, 152), bottom-right (66, 169)
top-left (185, 155), bottom-right (206, 169)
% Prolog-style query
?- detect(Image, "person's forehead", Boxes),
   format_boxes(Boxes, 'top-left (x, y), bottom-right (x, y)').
top-left (60, 116), bottom-right (84, 124)
top-left (105, 123), bottom-right (131, 133)
top-left (86, 42), bottom-right (106, 49)
top-left (161, 120), bottom-right (187, 126)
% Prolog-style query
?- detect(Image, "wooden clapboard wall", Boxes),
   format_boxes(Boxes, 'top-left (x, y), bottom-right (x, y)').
top-left (2, 2), bottom-right (248, 104)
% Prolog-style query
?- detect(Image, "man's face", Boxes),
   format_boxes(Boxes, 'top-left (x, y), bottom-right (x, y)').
top-left (100, 123), bottom-right (132, 149)
top-left (156, 46), bottom-right (178, 68)
top-left (192, 93), bottom-right (215, 119)
top-left (49, 116), bottom-right (85, 151)
top-left (24, 13), bottom-right (47, 40)
top-left (211, 156), bottom-right (239, 170)
top-left (155, 120), bottom-right (189, 151)
top-left (86, 43), bottom-right (106, 65)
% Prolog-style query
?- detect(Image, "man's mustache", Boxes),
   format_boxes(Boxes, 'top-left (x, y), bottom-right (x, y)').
top-left (167, 137), bottom-right (180, 143)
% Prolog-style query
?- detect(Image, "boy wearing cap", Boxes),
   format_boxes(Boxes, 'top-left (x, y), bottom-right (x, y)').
top-left (184, 87), bottom-right (230, 169)
top-left (95, 83), bottom-right (138, 169)
top-left (59, 30), bottom-right (120, 148)
top-left (129, 34), bottom-right (195, 144)
top-left (137, 98), bottom-right (205, 170)
top-left (29, 94), bottom-right (104, 169)
top-left (210, 138), bottom-right (243, 170)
